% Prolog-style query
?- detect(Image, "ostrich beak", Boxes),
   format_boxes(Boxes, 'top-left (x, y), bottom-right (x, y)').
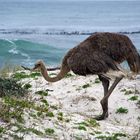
top-left (32, 64), bottom-right (40, 71)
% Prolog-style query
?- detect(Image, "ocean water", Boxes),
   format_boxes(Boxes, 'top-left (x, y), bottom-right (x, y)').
top-left (0, 0), bottom-right (140, 68)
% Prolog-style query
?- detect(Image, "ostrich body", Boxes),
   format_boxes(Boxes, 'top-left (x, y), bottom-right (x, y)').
top-left (33, 32), bottom-right (140, 120)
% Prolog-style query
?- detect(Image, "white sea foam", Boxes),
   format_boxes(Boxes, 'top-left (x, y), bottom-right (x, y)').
top-left (8, 48), bottom-right (19, 54)
top-left (4, 39), bottom-right (15, 45)
top-left (6, 39), bottom-right (31, 64)
top-left (21, 52), bottom-right (31, 63)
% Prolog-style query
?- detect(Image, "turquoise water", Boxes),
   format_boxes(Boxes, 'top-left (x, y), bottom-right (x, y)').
top-left (0, 39), bottom-right (67, 67)
top-left (0, 0), bottom-right (140, 68)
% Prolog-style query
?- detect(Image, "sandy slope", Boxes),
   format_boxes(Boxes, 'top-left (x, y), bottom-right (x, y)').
top-left (20, 70), bottom-right (140, 140)
top-left (0, 70), bottom-right (140, 140)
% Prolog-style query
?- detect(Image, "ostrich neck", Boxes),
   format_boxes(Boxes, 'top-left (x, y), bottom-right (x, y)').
top-left (40, 64), bottom-right (69, 82)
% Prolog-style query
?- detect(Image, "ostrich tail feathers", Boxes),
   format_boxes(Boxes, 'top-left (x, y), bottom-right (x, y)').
top-left (103, 64), bottom-right (136, 80)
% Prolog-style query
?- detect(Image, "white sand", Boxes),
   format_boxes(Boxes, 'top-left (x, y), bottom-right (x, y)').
top-left (22, 71), bottom-right (140, 140)
top-left (1, 71), bottom-right (140, 140)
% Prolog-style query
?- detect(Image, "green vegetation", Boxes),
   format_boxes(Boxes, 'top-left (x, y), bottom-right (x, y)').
top-left (95, 78), bottom-right (100, 83)
top-left (124, 90), bottom-right (133, 95)
top-left (87, 118), bottom-right (100, 127)
top-left (50, 105), bottom-right (58, 110)
top-left (82, 83), bottom-right (91, 88)
top-left (0, 78), bottom-right (27, 97)
top-left (41, 99), bottom-right (49, 106)
top-left (0, 91), bottom-right (57, 139)
top-left (30, 72), bottom-right (41, 78)
top-left (12, 71), bottom-right (41, 80)
top-left (137, 100), bottom-right (140, 107)
top-left (78, 125), bottom-right (87, 131)
top-left (121, 89), bottom-right (133, 95)
top-left (120, 88), bottom-right (127, 92)
top-left (0, 66), bottom-right (138, 139)
top-left (35, 90), bottom-right (48, 96)
top-left (57, 112), bottom-right (63, 121)
top-left (116, 107), bottom-right (128, 114)
top-left (75, 119), bottom-right (99, 132)
top-left (135, 89), bottom-right (140, 94)
top-left (3, 96), bottom-right (33, 109)
top-left (23, 83), bottom-right (32, 89)
top-left (76, 82), bottom-right (93, 90)
top-left (76, 121), bottom-right (88, 127)
top-left (34, 104), bottom-right (48, 113)
top-left (0, 69), bottom-right (59, 138)
top-left (96, 132), bottom-right (127, 140)
top-left (37, 111), bottom-right (43, 117)
top-left (94, 131), bottom-right (102, 134)
top-left (45, 128), bottom-right (55, 135)
top-left (58, 112), bottom-right (63, 116)
top-left (121, 88), bottom-right (140, 95)
top-left (12, 72), bottom-right (29, 79)
top-left (74, 136), bottom-right (82, 140)
top-left (0, 96), bottom-right (34, 123)
top-left (49, 73), bottom-right (57, 76)
top-left (65, 73), bottom-right (74, 78)
top-left (129, 96), bottom-right (139, 101)
top-left (76, 119), bottom-right (99, 128)
top-left (25, 127), bottom-right (44, 136)
top-left (0, 93), bottom-right (53, 124)
top-left (46, 112), bottom-right (54, 117)
top-left (11, 123), bottom-right (44, 136)
top-left (0, 126), bottom-right (6, 134)
top-left (65, 118), bottom-right (70, 123)
top-left (56, 112), bottom-right (70, 122)
top-left (0, 63), bottom-right (22, 78)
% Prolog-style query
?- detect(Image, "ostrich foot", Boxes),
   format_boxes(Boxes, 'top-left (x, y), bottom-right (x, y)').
top-left (94, 112), bottom-right (108, 121)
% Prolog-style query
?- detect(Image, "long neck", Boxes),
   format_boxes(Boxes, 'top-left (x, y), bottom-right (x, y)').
top-left (40, 64), bottom-right (69, 82)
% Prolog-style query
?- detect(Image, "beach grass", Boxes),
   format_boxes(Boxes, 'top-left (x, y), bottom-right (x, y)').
top-left (0, 67), bottom-right (140, 139)
top-left (129, 96), bottom-right (139, 101)
top-left (116, 107), bottom-right (128, 114)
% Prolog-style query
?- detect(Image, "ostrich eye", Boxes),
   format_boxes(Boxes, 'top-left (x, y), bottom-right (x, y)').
top-left (36, 63), bottom-right (41, 67)
top-left (34, 63), bottom-right (41, 69)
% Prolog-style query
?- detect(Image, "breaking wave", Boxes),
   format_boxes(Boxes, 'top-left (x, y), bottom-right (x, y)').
top-left (0, 39), bottom-right (66, 68)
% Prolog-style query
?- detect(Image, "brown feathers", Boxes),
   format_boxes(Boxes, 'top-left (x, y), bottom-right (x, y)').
top-left (63, 32), bottom-right (140, 75)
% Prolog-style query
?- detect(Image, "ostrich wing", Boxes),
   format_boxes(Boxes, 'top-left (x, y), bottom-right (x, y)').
top-left (67, 51), bottom-right (119, 76)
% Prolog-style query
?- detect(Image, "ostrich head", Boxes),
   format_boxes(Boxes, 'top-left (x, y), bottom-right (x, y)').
top-left (33, 60), bottom-right (45, 70)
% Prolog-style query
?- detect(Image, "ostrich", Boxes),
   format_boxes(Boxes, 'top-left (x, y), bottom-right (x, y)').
top-left (32, 32), bottom-right (140, 120)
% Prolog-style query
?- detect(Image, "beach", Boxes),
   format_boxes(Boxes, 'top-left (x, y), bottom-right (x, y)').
top-left (0, 70), bottom-right (140, 139)
top-left (0, 0), bottom-right (140, 139)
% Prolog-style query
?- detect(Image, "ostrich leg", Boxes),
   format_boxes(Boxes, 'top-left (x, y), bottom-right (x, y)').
top-left (95, 75), bottom-right (124, 120)
top-left (94, 75), bottom-right (109, 120)
top-left (98, 76), bottom-right (110, 119)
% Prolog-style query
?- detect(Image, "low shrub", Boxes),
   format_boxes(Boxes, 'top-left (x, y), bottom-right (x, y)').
top-left (116, 107), bottom-right (128, 114)
top-left (0, 78), bottom-right (28, 97)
